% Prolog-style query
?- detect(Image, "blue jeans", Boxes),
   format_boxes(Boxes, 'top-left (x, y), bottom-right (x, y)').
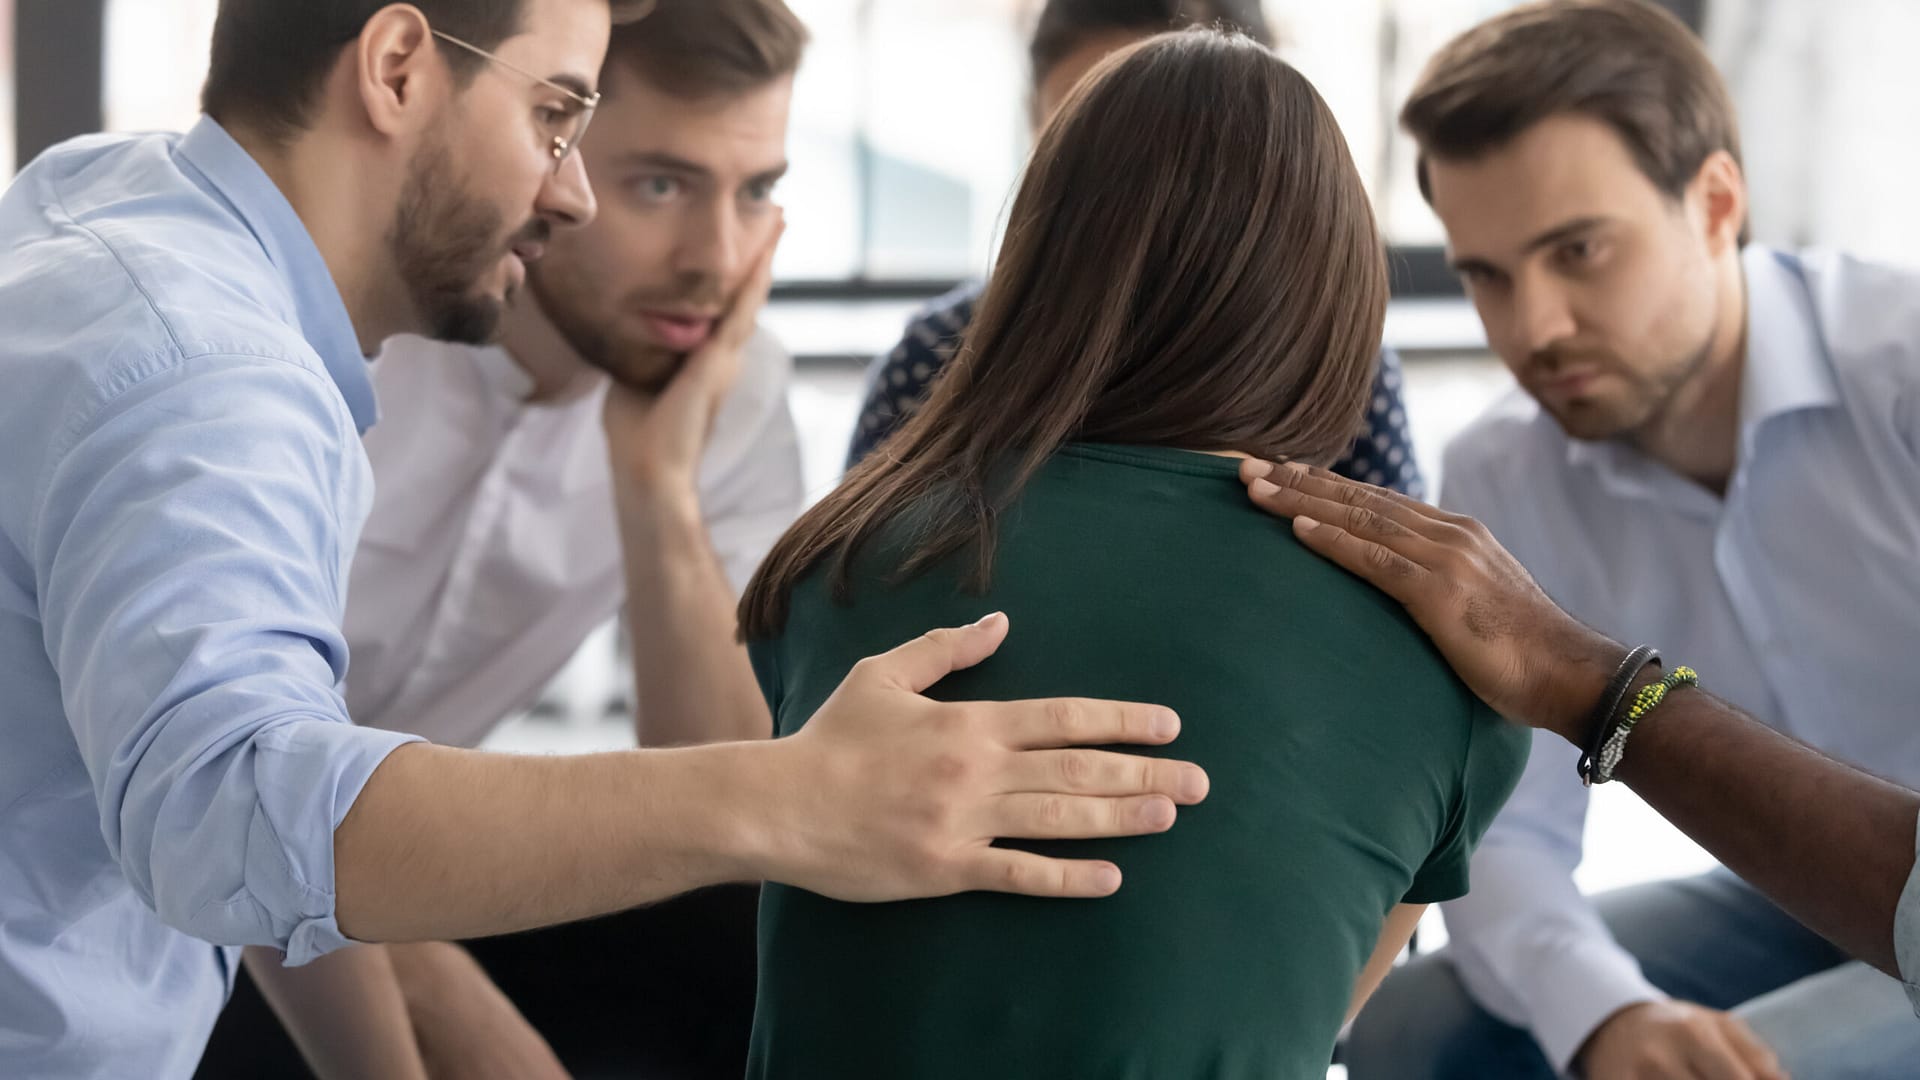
top-left (1345, 871), bottom-right (1920, 1079)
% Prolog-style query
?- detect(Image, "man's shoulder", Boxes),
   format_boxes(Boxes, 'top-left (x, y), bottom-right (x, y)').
top-left (2, 131), bottom-right (325, 385)
top-left (1790, 248), bottom-right (1920, 383)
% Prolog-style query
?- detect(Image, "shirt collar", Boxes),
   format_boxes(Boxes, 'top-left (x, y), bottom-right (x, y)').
top-left (1563, 245), bottom-right (1841, 482)
top-left (175, 117), bottom-right (379, 433)
top-left (1738, 244), bottom-right (1842, 443)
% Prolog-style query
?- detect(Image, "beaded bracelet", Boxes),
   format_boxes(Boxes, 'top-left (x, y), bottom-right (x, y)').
top-left (1578, 645), bottom-right (1661, 786)
top-left (1591, 666), bottom-right (1700, 786)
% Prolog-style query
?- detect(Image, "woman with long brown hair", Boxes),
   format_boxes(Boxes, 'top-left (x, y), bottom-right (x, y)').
top-left (740, 29), bottom-right (1527, 1078)
top-left (848, 0), bottom-right (1427, 504)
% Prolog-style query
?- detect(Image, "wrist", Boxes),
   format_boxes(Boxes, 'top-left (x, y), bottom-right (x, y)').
top-left (661, 739), bottom-right (790, 886)
top-left (1538, 627), bottom-right (1638, 746)
top-left (614, 465), bottom-right (702, 519)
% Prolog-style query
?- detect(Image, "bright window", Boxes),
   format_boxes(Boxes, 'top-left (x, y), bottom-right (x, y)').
top-left (101, 0), bottom-right (1527, 283)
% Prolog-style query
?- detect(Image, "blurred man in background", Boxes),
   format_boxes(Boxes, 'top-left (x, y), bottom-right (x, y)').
top-left (202, 3), bottom-right (806, 1076)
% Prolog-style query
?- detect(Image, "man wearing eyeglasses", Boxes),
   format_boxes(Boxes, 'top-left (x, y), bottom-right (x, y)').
top-left (0, 2), bottom-right (1208, 1077)
top-left (199, 3), bottom-right (809, 1076)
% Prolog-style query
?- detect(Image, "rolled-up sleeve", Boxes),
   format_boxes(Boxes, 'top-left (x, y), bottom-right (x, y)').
top-left (33, 353), bottom-right (421, 965)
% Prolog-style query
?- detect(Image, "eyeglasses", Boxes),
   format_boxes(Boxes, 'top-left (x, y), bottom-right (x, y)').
top-left (431, 29), bottom-right (601, 173)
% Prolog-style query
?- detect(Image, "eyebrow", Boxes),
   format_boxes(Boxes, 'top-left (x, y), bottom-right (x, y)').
top-left (1448, 215), bottom-right (1613, 276)
top-left (1519, 215), bottom-right (1611, 255)
top-left (609, 152), bottom-right (793, 187)
top-left (546, 73), bottom-right (596, 100)
top-left (752, 162), bottom-right (793, 186)
top-left (610, 151), bottom-right (713, 178)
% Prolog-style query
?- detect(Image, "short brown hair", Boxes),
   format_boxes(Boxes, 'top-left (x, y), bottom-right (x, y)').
top-left (740, 29), bottom-right (1386, 638)
top-left (204, 0), bottom-right (653, 144)
top-left (1401, 0), bottom-right (1743, 233)
top-left (604, 0), bottom-right (808, 101)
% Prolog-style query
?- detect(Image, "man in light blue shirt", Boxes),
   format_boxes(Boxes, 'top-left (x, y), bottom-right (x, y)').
top-left (1340, 3), bottom-right (1920, 1079)
top-left (1239, 457), bottom-right (1920, 1022)
top-left (0, 2), bottom-right (1210, 1075)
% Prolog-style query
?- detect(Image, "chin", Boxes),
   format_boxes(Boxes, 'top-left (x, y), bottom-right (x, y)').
top-left (1549, 398), bottom-right (1647, 443)
top-left (428, 295), bottom-right (507, 347)
top-left (599, 347), bottom-right (686, 395)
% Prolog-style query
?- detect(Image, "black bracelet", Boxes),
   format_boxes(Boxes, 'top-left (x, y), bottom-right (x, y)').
top-left (1577, 644), bottom-right (1661, 786)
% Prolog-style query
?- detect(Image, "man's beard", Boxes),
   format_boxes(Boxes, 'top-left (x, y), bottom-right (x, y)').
top-left (389, 139), bottom-right (545, 346)
top-left (1532, 331), bottom-right (1716, 443)
top-left (528, 266), bottom-right (727, 394)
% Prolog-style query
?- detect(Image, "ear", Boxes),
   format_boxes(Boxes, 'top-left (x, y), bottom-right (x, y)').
top-left (1690, 149), bottom-right (1748, 256)
top-left (352, 4), bottom-right (443, 140)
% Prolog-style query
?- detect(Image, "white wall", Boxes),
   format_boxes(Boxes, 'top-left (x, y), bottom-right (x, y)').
top-left (1709, 0), bottom-right (1920, 265)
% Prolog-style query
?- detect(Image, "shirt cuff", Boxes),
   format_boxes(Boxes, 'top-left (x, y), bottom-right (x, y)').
top-left (1896, 809), bottom-right (1920, 1017)
top-left (1522, 939), bottom-right (1670, 1075)
top-left (245, 720), bottom-right (424, 967)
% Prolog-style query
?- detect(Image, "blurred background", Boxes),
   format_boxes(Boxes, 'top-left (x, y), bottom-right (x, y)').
top-left (6, 0), bottom-right (1917, 953)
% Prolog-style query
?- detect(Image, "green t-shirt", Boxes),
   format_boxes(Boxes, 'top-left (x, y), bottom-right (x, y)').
top-left (747, 444), bottom-right (1528, 1079)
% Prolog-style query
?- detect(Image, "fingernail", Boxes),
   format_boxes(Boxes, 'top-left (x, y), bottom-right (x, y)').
top-left (1294, 516), bottom-right (1322, 533)
top-left (1249, 479), bottom-right (1280, 498)
top-left (1283, 461), bottom-right (1309, 473)
top-left (1151, 710), bottom-right (1180, 739)
top-left (971, 611), bottom-right (1007, 629)
top-left (1142, 798), bottom-right (1176, 829)
top-left (1094, 865), bottom-right (1122, 893)
top-left (1182, 767), bottom-right (1210, 802)
top-left (1242, 459), bottom-right (1276, 479)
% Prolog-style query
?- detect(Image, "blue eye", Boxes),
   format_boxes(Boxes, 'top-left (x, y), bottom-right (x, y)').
top-left (630, 176), bottom-right (681, 201)
top-left (743, 180), bottom-right (777, 204)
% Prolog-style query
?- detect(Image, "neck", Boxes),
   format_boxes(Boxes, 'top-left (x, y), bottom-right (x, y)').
top-left (1628, 254), bottom-right (1749, 495)
top-left (498, 290), bottom-right (599, 402)
top-left (232, 122), bottom-right (412, 356)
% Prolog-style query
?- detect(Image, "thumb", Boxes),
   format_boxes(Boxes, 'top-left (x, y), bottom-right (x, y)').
top-left (864, 612), bottom-right (1010, 693)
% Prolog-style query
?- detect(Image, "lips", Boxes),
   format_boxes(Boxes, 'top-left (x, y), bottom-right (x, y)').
top-left (1539, 368), bottom-right (1603, 398)
top-left (638, 310), bottom-right (720, 353)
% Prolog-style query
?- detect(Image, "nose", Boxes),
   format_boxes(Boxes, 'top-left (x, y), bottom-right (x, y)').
top-left (536, 150), bottom-right (597, 231)
top-left (674, 194), bottom-right (742, 287)
top-left (1509, 272), bottom-right (1578, 357)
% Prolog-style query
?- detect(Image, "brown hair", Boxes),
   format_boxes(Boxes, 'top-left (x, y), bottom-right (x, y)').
top-left (1401, 0), bottom-right (1745, 237)
top-left (203, 0), bottom-right (654, 144)
top-left (740, 29), bottom-right (1388, 639)
top-left (603, 0), bottom-right (808, 101)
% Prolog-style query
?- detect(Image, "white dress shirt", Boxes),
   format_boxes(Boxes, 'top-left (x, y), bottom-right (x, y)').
top-left (344, 328), bottom-right (805, 747)
top-left (1437, 245), bottom-right (1920, 1072)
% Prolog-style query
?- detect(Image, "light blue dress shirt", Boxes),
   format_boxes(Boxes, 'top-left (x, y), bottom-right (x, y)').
top-left (0, 119), bottom-right (422, 1076)
top-left (1434, 245), bottom-right (1920, 1068)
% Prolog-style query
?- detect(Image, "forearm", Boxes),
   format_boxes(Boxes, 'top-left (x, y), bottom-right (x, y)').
top-left (1349, 904), bottom-right (1425, 1023)
top-left (618, 487), bottom-right (771, 745)
top-left (1615, 687), bottom-right (1918, 976)
top-left (242, 944), bottom-right (427, 1080)
top-left (334, 740), bottom-right (778, 942)
top-left (386, 940), bottom-right (564, 1079)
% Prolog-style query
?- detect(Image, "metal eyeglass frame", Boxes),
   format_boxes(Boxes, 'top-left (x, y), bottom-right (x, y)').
top-left (431, 29), bottom-right (602, 172)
